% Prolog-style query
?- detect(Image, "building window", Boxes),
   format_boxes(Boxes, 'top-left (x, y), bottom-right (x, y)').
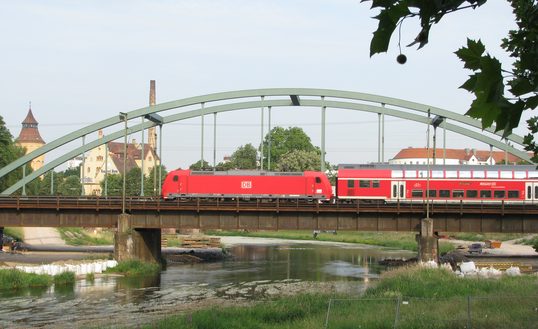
top-left (97, 156), bottom-right (104, 161)
top-left (87, 167), bottom-right (91, 173)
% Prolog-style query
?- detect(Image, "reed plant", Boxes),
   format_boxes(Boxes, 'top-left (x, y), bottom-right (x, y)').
top-left (104, 260), bottom-right (160, 277)
top-left (0, 269), bottom-right (51, 290)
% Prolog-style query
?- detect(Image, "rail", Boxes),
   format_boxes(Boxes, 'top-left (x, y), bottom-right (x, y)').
top-left (1, 196), bottom-right (538, 215)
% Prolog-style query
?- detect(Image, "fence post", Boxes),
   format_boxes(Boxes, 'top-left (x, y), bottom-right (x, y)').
top-left (467, 295), bottom-right (472, 329)
top-left (324, 299), bottom-right (333, 329)
top-left (393, 296), bottom-right (401, 329)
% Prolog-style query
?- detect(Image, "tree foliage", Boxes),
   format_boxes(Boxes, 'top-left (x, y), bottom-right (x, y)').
top-left (189, 160), bottom-right (212, 171)
top-left (58, 175), bottom-right (82, 196)
top-left (276, 150), bottom-right (321, 172)
top-left (0, 115), bottom-right (29, 193)
top-left (261, 127), bottom-right (317, 170)
top-left (230, 143), bottom-right (258, 169)
top-left (364, 0), bottom-right (538, 161)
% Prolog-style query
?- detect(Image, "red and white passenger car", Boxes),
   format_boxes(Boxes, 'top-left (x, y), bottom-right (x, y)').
top-left (337, 164), bottom-right (538, 203)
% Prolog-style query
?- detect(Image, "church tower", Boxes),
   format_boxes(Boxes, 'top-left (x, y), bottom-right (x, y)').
top-left (16, 104), bottom-right (45, 171)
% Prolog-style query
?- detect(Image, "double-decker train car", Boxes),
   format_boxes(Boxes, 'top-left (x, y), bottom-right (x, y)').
top-left (337, 164), bottom-right (538, 203)
top-left (162, 169), bottom-right (333, 200)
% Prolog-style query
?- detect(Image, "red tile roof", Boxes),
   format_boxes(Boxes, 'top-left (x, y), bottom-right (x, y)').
top-left (16, 109), bottom-right (44, 144)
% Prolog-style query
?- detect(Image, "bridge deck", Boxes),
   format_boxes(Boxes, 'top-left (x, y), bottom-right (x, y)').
top-left (1, 196), bottom-right (538, 233)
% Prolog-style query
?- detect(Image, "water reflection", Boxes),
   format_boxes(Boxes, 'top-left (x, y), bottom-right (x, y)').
top-left (0, 243), bottom-right (413, 328)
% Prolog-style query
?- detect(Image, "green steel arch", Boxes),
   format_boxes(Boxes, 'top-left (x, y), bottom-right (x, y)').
top-left (0, 88), bottom-right (532, 195)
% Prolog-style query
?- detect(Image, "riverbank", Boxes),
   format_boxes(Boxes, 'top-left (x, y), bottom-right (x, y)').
top-left (138, 265), bottom-right (538, 329)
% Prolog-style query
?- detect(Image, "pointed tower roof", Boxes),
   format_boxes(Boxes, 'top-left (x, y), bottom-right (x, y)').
top-left (17, 105), bottom-right (45, 144)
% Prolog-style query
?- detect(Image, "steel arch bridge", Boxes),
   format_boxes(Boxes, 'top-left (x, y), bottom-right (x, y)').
top-left (0, 88), bottom-right (532, 195)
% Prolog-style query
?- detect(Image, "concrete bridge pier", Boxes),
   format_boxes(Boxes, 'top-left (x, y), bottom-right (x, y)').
top-left (417, 217), bottom-right (438, 262)
top-left (114, 214), bottom-right (162, 263)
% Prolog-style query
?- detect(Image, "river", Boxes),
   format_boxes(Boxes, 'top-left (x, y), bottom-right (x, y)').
top-left (0, 241), bottom-right (414, 328)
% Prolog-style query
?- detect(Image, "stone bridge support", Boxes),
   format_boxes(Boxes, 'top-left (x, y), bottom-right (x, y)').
top-left (114, 214), bottom-right (161, 263)
top-left (417, 217), bottom-right (438, 262)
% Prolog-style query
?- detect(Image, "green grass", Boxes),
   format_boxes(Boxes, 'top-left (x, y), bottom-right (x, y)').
top-left (3, 227), bottom-right (24, 241)
top-left (448, 232), bottom-right (527, 242)
top-left (104, 260), bottom-right (161, 277)
top-left (141, 266), bottom-right (538, 329)
top-left (206, 230), bottom-right (454, 253)
top-left (58, 227), bottom-right (114, 246)
top-left (0, 269), bottom-right (77, 290)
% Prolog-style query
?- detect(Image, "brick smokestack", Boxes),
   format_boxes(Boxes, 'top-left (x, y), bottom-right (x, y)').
top-left (148, 80), bottom-right (157, 150)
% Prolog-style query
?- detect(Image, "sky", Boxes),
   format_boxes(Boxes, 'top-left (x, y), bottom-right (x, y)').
top-left (0, 1), bottom-right (522, 171)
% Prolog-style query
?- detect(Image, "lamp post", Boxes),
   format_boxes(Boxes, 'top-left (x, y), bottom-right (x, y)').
top-left (119, 112), bottom-right (128, 214)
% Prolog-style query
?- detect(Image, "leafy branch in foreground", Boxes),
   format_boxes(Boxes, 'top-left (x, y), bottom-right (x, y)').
top-left (363, 0), bottom-right (538, 162)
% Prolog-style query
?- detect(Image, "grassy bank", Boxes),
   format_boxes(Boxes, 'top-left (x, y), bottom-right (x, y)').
top-left (142, 266), bottom-right (538, 329)
top-left (104, 260), bottom-right (161, 277)
top-left (206, 230), bottom-right (455, 253)
top-left (0, 269), bottom-right (75, 290)
top-left (58, 227), bottom-right (114, 245)
top-left (3, 227), bottom-right (24, 241)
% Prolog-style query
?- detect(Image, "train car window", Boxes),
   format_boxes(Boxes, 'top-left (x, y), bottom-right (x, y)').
top-left (373, 180), bottom-right (380, 188)
top-left (508, 190), bottom-right (519, 198)
top-left (405, 170), bottom-right (416, 178)
top-left (460, 171), bottom-right (471, 178)
top-left (173, 175), bottom-right (179, 182)
top-left (473, 171), bottom-right (485, 178)
top-left (486, 171), bottom-right (499, 179)
top-left (494, 190), bottom-right (505, 198)
top-left (392, 185), bottom-right (397, 198)
top-left (316, 177), bottom-right (321, 183)
top-left (515, 171), bottom-right (526, 179)
top-left (428, 190), bottom-right (437, 197)
top-left (529, 171), bottom-right (538, 178)
top-left (411, 190), bottom-right (423, 197)
top-left (452, 190), bottom-right (464, 198)
top-left (528, 186), bottom-right (532, 198)
top-left (500, 171), bottom-right (512, 179)
top-left (432, 171), bottom-right (443, 178)
top-left (392, 170), bottom-right (403, 178)
top-left (418, 170), bottom-right (428, 178)
top-left (446, 171), bottom-right (457, 178)
top-left (399, 185), bottom-right (404, 198)
top-left (480, 190), bottom-right (492, 198)
top-left (347, 180), bottom-right (354, 188)
top-left (359, 180), bottom-right (370, 188)
top-left (535, 186), bottom-right (538, 197)
top-left (439, 190), bottom-right (450, 197)
top-left (466, 190), bottom-right (478, 198)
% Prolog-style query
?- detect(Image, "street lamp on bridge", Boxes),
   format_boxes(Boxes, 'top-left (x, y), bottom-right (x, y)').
top-left (119, 112), bottom-right (128, 214)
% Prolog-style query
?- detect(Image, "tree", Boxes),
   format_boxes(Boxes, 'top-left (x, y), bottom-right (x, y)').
top-left (189, 160), bottom-right (212, 171)
top-left (39, 171), bottom-right (64, 195)
top-left (261, 127), bottom-right (317, 170)
top-left (58, 175), bottom-right (82, 196)
top-left (364, 0), bottom-right (538, 161)
top-left (276, 150), bottom-right (321, 172)
top-left (0, 115), bottom-right (29, 193)
top-left (144, 165), bottom-right (168, 196)
top-left (230, 143), bottom-right (258, 169)
top-left (125, 167), bottom-right (142, 196)
top-left (100, 174), bottom-right (122, 196)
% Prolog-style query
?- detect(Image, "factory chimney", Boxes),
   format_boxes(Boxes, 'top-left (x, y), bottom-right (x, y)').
top-left (148, 80), bottom-right (157, 150)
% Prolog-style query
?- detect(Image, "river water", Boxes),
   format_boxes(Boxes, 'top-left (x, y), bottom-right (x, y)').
top-left (0, 242), bottom-right (414, 328)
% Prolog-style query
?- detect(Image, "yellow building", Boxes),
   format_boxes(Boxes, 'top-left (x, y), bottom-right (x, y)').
top-left (16, 107), bottom-right (45, 171)
top-left (82, 130), bottom-right (159, 196)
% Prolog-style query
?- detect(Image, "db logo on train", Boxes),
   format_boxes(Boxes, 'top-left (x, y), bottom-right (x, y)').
top-left (241, 181), bottom-right (252, 189)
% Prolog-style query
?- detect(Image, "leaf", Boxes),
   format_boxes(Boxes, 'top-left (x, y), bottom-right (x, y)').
top-left (370, 3), bottom-right (411, 56)
top-left (509, 78), bottom-right (535, 96)
top-left (459, 74), bottom-right (478, 92)
top-left (526, 95), bottom-right (538, 109)
top-left (454, 39), bottom-right (485, 70)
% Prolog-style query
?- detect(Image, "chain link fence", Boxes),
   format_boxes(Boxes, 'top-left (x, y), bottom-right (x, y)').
top-left (325, 296), bottom-right (538, 329)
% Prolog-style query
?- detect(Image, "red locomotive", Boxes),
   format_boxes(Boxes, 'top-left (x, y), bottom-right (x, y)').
top-left (337, 164), bottom-right (538, 203)
top-left (162, 164), bottom-right (538, 204)
top-left (161, 169), bottom-right (333, 200)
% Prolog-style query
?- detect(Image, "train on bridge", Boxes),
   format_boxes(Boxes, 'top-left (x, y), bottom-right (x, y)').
top-left (162, 164), bottom-right (538, 204)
